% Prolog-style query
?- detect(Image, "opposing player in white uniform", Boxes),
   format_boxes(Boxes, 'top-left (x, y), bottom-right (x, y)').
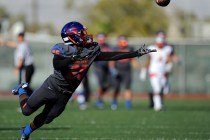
top-left (140, 32), bottom-right (173, 111)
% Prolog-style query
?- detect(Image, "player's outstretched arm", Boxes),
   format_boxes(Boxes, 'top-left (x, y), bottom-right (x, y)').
top-left (94, 46), bottom-right (156, 61)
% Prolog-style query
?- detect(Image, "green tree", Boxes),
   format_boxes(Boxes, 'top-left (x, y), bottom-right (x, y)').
top-left (0, 7), bottom-right (9, 18)
top-left (174, 8), bottom-right (197, 37)
top-left (82, 0), bottom-right (168, 37)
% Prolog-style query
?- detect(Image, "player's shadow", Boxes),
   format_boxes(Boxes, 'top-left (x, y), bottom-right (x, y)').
top-left (0, 128), bottom-right (20, 131)
top-left (40, 126), bottom-right (71, 131)
top-left (0, 127), bottom-right (71, 131)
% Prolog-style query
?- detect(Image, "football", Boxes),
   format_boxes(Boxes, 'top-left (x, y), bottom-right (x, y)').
top-left (155, 0), bottom-right (170, 7)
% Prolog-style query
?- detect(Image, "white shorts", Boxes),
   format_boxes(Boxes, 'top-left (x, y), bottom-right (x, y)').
top-left (149, 73), bottom-right (169, 95)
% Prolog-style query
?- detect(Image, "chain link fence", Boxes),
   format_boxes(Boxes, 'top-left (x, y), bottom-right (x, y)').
top-left (0, 36), bottom-right (210, 94)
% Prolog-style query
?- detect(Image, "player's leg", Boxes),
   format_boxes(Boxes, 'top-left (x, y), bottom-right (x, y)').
top-left (23, 84), bottom-right (56, 116)
top-left (123, 71), bottom-right (132, 109)
top-left (95, 69), bottom-right (107, 108)
top-left (160, 75), bottom-right (168, 108)
top-left (12, 76), bottom-right (57, 139)
top-left (25, 65), bottom-right (34, 85)
top-left (111, 74), bottom-right (121, 110)
top-left (16, 68), bottom-right (26, 113)
top-left (19, 68), bottom-right (24, 84)
top-left (25, 64), bottom-right (35, 96)
top-left (20, 101), bottom-right (55, 140)
top-left (12, 83), bottom-right (30, 113)
top-left (29, 101), bottom-right (56, 131)
top-left (148, 91), bottom-right (154, 108)
top-left (150, 76), bottom-right (162, 111)
top-left (82, 75), bottom-right (90, 103)
top-left (44, 93), bottom-right (72, 124)
top-left (163, 75), bottom-right (170, 95)
top-left (75, 83), bottom-right (87, 110)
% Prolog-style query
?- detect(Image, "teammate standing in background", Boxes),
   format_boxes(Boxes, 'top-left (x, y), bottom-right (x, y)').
top-left (11, 21), bottom-right (155, 139)
top-left (110, 35), bottom-right (140, 110)
top-left (74, 83), bottom-right (87, 110)
top-left (0, 32), bottom-right (35, 95)
top-left (140, 31), bottom-right (173, 111)
top-left (82, 75), bottom-right (91, 104)
top-left (95, 33), bottom-right (113, 109)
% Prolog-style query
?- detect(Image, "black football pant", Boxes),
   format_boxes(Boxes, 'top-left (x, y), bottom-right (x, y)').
top-left (113, 70), bottom-right (132, 93)
top-left (95, 68), bottom-right (112, 91)
top-left (82, 75), bottom-right (91, 102)
top-left (21, 76), bottom-right (72, 129)
top-left (19, 64), bottom-right (35, 95)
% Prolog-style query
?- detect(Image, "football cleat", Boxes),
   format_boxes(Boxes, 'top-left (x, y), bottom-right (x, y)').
top-left (111, 99), bottom-right (118, 110)
top-left (125, 100), bottom-right (132, 110)
top-left (79, 103), bottom-right (87, 110)
top-left (20, 127), bottom-right (30, 140)
top-left (12, 83), bottom-right (28, 95)
top-left (95, 100), bottom-right (104, 109)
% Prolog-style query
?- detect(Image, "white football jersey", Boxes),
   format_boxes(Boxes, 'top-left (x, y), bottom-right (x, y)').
top-left (148, 44), bottom-right (173, 75)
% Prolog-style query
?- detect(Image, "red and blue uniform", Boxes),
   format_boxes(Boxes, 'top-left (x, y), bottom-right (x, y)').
top-left (94, 43), bottom-right (113, 90)
top-left (113, 46), bottom-right (134, 91)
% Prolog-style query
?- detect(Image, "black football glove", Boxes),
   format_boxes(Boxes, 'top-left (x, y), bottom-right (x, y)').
top-left (137, 45), bottom-right (157, 57)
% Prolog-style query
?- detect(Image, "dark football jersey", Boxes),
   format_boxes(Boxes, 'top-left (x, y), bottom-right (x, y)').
top-left (50, 43), bottom-right (141, 92)
top-left (114, 46), bottom-right (134, 71)
top-left (50, 43), bottom-right (99, 92)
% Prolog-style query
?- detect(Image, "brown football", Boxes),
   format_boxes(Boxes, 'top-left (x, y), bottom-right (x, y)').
top-left (155, 0), bottom-right (170, 7)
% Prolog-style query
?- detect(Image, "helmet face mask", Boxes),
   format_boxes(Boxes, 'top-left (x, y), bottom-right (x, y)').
top-left (61, 21), bottom-right (93, 47)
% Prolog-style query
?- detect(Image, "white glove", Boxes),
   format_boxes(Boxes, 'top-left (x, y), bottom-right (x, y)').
top-left (139, 68), bottom-right (147, 81)
top-left (165, 62), bottom-right (173, 73)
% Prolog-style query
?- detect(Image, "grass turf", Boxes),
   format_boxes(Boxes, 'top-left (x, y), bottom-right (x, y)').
top-left (0, 99), bottom-right (210, 140)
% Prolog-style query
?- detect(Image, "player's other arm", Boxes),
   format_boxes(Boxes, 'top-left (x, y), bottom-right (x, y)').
top-left (14, 46), bottom-right (25, 75)
top-left (14, 58), bottom-right (24, 75)
top-left (144, 55), bottom-right (151, 70)
top-left (0, 40), bottom-right (17, 48)
top-left (51, 44), bottom-right (77, 70)
top-left (94, 47), bottom-right (156, 61)
top-left (52, 55), bottom-right (76, 70)
top-left (165, 50), bottom-right (174, 73)
top-left (139, 55), bottom-right (151, 81)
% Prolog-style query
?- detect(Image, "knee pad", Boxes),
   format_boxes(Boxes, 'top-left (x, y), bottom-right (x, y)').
top-left (22, 108), bottom-right (33, 116)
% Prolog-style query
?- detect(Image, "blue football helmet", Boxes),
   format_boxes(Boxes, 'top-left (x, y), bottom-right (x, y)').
top-left (61, 21), bottom-right (93, 46)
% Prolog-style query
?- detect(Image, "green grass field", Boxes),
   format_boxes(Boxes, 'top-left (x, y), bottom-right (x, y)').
top-left (0, 99), bottom-right (210, 140)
